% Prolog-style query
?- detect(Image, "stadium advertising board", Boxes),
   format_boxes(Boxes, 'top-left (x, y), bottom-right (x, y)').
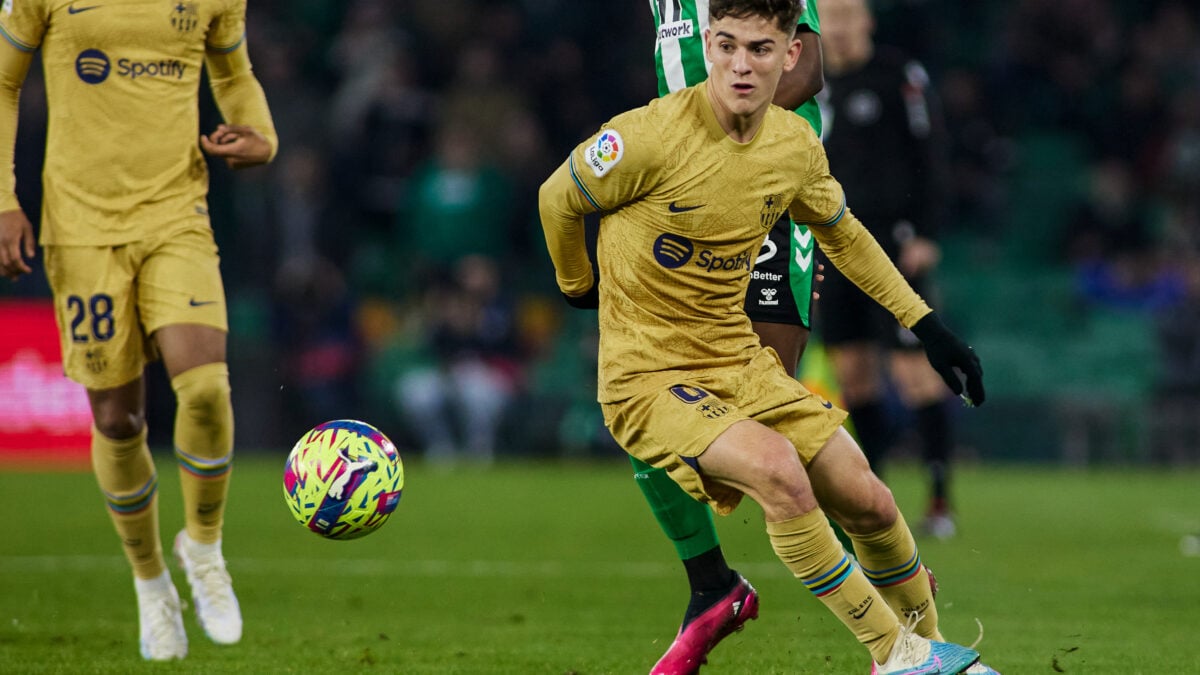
top-left (0, 299), bottom-right (91, 465)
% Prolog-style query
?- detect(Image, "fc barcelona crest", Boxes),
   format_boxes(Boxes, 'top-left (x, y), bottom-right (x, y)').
top-left (760, 193), bottom-right (786, 229)
top-left (169, 1), bottom-right (198, 33)
top-left (668, 385), bottom-right (730, 419)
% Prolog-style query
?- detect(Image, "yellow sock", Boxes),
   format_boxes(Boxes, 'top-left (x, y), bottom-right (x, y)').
top-left (172, 362), bottom-right (234, 545)
top-left (92, 426), bottom-right (164, 580)
top-left (767, 509), bottom-right (900, 663)
top-left (849, 512), bottom-right (943, 640)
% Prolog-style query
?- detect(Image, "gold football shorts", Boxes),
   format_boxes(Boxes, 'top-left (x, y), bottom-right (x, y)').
top-left (43, 222), bottom-right (227, 390)
top-left (602, 347), bottom-right (848, 515)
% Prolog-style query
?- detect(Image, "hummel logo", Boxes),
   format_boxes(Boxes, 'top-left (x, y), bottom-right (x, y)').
top-left (668, 201), bottom-right (704, 213)
top-left (189, 298), bottom-right (217, 307)
top-left (794, 248), bottom-right (813, 272)
top-left (67, 4), bottom-right (102, 13)
top-left (793, 223), bottom-right (814, 272)
top-left (793, 224), bottom-right (812, 248)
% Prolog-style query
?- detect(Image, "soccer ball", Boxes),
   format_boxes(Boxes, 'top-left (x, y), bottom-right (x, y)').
top-left (282, 419), bottom-right (404, 540)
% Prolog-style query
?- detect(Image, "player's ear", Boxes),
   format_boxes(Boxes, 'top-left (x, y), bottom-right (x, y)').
top-left (782, 36), bottom-right (802, 72)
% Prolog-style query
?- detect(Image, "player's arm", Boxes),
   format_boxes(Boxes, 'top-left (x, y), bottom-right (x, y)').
top-left (203, 41), bottom-right (278, 169)
top-left (0, 41), bottom-right (36, 280)
top-left (539, 159), bottom-right (597, 304)
top-left (773, 28), bottom-right (823, 110)
top-left (807, 204), bottom-right (929, 328)
top-left (540, 119), bottom-right (655, 307)
top-left (808, 206), bottom-right (983, 404)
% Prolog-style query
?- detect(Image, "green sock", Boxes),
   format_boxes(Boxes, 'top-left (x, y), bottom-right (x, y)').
top-left (630, 456), bottom-right (720, 559)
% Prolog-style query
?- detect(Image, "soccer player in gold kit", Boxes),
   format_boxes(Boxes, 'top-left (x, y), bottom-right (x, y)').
top-left (540, 0), bottom-right (994, 672)
top-left (0, 0), bottom-right (276, 661)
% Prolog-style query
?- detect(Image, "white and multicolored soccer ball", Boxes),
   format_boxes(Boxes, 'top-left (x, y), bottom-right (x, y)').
top-left (282, 420), bottom-right (404, 540)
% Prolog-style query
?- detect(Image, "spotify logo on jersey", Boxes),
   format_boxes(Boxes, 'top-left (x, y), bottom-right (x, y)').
top-left (76, 49), bottom-right (111, 84)
top-left (653, 233), bottom-right (694, 269)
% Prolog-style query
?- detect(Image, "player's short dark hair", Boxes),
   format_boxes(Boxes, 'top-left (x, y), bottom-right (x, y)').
top-left (710, 0), bottom-right (802, 35)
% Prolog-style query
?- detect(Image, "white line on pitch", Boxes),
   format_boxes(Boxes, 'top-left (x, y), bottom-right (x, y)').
top-left (0, 555), bottom-right (789, 579)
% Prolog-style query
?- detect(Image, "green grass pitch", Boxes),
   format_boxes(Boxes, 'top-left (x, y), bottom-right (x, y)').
top-left (1, 455), bottom-right (1198, 673)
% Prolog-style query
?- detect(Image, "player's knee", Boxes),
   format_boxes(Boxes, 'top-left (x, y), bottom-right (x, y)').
top-left (171, 362), bottom-right (231, 424)
top-left (748, 440), bottom-right (812, 505)
top-left (840, 478), bottom-right (899, 533)
top-left (92, 409), bottom-right (146, 441)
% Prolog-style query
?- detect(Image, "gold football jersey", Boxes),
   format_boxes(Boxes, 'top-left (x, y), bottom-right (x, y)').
top-left (541, 83), bottom-right (929, 403)
top-left (0, 0), bottom-right (247, 245)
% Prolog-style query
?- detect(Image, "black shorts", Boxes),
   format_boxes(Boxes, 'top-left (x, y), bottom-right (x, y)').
top-left (816, 251), bottom-right (933, 351)
top-left (744, 215), bottom-right (814, 329)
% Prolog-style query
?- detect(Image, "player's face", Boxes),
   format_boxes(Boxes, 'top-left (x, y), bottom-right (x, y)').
top-left (821, 0), bottom-right (875, 75)
top-left (703, 14), bottom-right (801, 123)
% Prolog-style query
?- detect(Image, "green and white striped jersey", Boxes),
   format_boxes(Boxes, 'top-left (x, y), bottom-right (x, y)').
top-left (649, 0), bottom-right (823, 135)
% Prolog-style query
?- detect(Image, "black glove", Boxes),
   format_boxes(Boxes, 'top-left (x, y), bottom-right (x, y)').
top-left (562, 284), bottom-right (599, 310)
top-left (911, 312), bottom-right (985, 406)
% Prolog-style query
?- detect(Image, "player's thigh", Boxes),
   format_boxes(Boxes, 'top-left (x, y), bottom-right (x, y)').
top-left (828, 341), bottom-right (886, 403)
top-left (603, 381), bottom-right (753, 516)
top-left (155, 324), bottom-right (227, 379)
top-left (884, 274), bottom-right (947, 405)
top-left (806, 426), bottom-right (898, 534)
top-left (699, 418), bottom-right (819, 519)
top-left (139, 225), bottom-right (229, 376)
top-left (888, 349), bottom-right (947, 406)
top-left (43, 244), bottom-right (147, 389)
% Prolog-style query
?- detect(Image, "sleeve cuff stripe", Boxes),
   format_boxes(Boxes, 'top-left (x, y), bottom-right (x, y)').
top-left (0, 26), bottom-right (37, 53)
top-left (205, 33), bottom-right (245, 54)
top-left (807, 197), bottom-right (846, 227)
top-left (568, 156), bottom-right (603, 211)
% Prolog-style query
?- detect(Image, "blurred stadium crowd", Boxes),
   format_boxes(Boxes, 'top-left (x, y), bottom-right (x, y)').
top-left (3, 0), bottom-right (1198, 463)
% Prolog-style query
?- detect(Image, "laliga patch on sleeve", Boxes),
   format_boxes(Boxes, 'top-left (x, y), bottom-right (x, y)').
top-left (585, 130), bottom-right (624, 178)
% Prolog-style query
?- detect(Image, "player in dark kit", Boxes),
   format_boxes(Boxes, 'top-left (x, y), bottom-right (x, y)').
top-left (819, 0), bottom-right (963, 539)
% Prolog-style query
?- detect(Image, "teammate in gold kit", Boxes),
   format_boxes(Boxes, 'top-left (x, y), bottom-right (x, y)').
top-left (540, 1), bottom-right (995, 672)
top-left (0, 0), bottom-right (276, 661)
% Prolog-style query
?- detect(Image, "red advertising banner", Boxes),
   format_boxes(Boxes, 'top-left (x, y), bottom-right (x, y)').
top-left (0, 299), bottom-right (92, 467)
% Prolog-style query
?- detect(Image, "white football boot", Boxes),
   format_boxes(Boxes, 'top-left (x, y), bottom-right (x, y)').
top-left (134, 571), bottom-right (188, 661)
top-left (174, 530), bottom-right (242, 645)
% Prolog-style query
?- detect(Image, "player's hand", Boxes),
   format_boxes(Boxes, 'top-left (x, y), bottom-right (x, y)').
top-left (200, 124), bottom-right (274, 169)
top-left (910, 311), bottom-right (985, 406)
top-left (897, 237), bottom-right (941, 277)
top-left (562, 284), bottom-right (599, 310)
top-left (0, 208), bottom-right (36, 281)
